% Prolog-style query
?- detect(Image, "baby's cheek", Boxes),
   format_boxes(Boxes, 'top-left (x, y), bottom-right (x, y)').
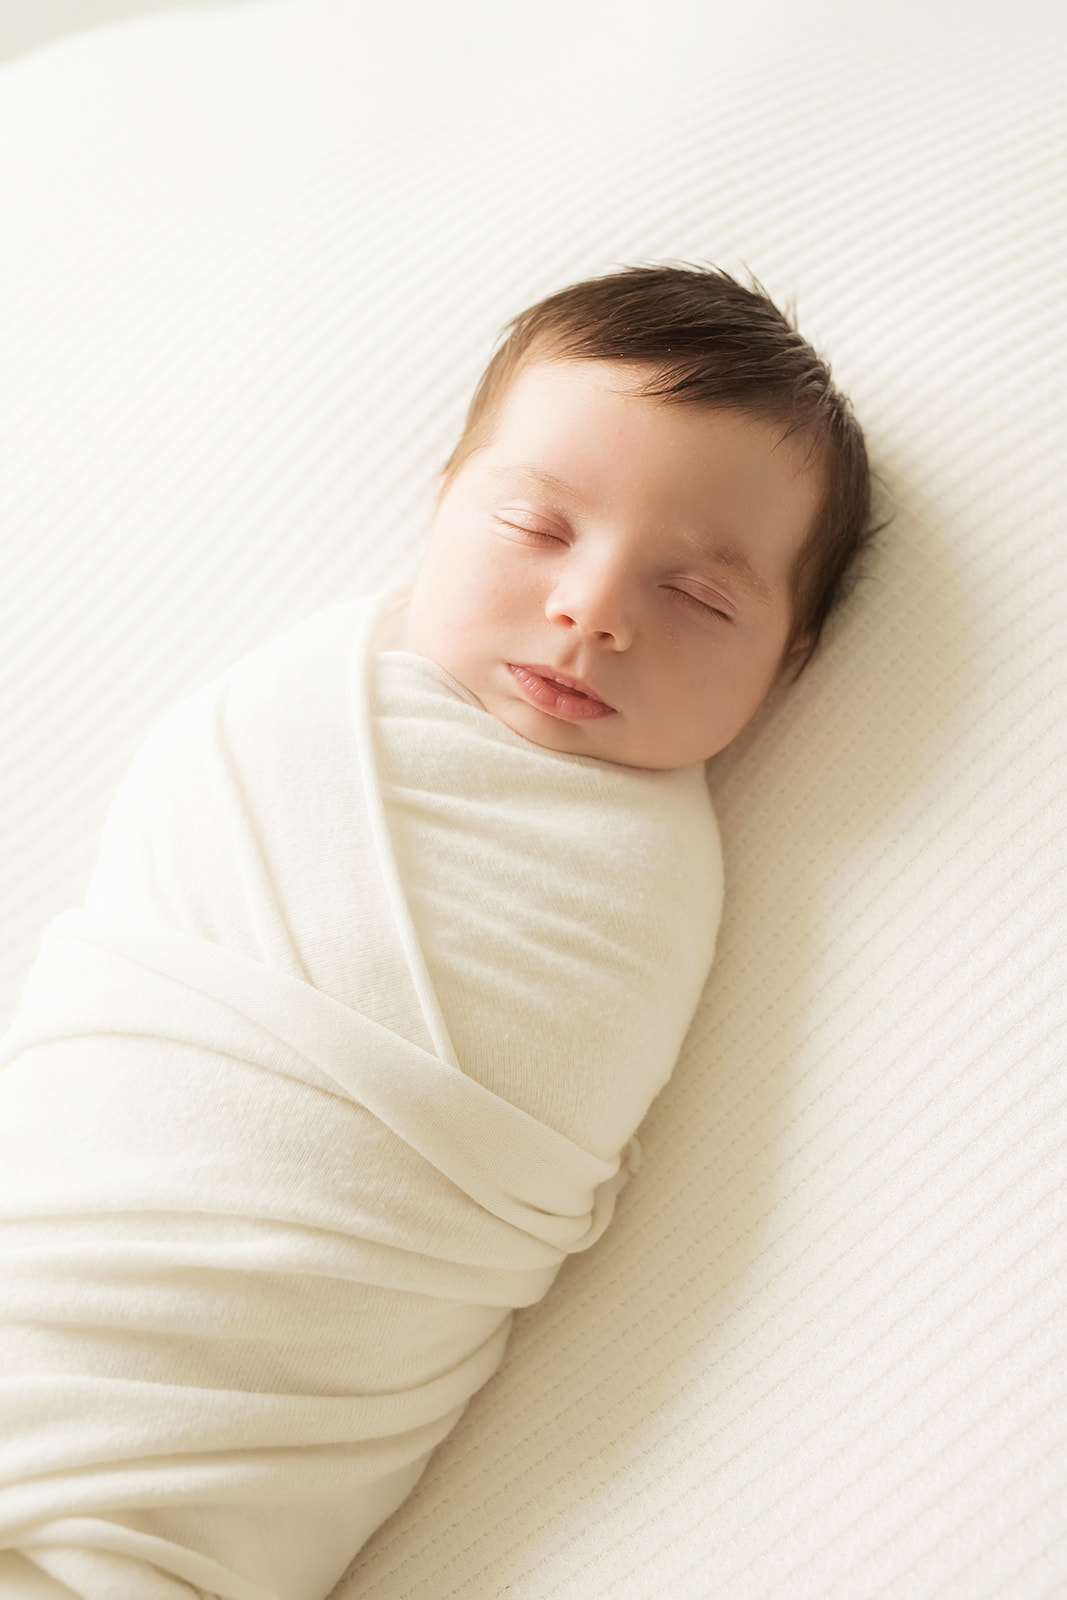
top-left (479, 556), bottom-right (540, 624)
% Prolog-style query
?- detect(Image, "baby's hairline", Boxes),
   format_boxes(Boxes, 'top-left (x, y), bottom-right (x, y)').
top-left (438, 347), bottom-right (828, 519)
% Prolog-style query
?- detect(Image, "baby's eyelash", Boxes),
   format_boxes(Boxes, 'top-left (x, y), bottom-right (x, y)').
top-left (670, 586), bottom-right (733, 623)
top-left (497, 518), bottom-right (564, 544)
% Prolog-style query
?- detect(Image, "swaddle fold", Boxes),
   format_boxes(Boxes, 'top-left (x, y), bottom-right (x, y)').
top-left (0, 594), bottom-right (721, 1600)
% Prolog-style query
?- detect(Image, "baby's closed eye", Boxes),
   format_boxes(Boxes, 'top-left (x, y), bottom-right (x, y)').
top-left (495, 511), bottom-right (568, 545)
top-left (666, 585), bottom-right (735, 623)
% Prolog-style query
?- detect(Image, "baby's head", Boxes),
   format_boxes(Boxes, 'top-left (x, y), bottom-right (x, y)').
top-left (406, 264), bottom-right (873, 770)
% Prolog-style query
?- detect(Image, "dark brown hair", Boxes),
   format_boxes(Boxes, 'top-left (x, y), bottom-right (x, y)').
top-left (443, 263), bottom-right (875, 673)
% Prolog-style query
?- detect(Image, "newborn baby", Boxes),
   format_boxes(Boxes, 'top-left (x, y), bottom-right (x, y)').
top-left (0, 265), bottom-right (872, 1600)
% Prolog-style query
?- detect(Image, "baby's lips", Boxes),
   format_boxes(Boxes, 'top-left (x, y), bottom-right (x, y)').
top-left (517, 663), bottom-right (613, 706)
top-left (508, 664), bottom-right (616, 720)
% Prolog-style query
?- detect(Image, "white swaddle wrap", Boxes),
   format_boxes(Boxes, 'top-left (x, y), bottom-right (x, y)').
top-left (0, 594), bottom-right (722, 1600)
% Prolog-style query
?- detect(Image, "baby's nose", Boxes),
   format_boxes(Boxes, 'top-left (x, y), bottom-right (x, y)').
top-left (545, 566), bottom-right (634, 649)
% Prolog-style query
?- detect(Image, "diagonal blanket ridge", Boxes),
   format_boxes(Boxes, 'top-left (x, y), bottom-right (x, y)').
top-left (1, 911), bottom-right (630, 1249)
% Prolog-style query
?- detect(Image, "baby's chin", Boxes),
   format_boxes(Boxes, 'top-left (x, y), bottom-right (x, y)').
top-left (490, 697), bottom-right (663, 770)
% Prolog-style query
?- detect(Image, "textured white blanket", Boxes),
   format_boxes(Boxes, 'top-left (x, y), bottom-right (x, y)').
top-left (0, 594), bottom-right (721, 1600)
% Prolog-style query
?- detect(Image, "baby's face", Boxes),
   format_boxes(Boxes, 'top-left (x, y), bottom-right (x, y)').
top-left (406, 358), bottom-right (822, 769)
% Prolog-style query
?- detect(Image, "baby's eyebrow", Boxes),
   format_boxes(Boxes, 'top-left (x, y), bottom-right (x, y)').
top-left (687, 538), bottom-right (774, 605)
top-left (653, 520), bottom-right (773, 606)
top-left (492, 463), bottom-right (577, 499)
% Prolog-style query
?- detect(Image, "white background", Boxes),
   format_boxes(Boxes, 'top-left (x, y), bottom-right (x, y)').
top-left (0, 0), bottom-right (249, 65)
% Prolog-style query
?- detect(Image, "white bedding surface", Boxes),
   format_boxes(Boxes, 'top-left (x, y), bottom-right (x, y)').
top-left (0, 2), bottom-right (1064, 1596)
top-left (0, 0), bottom-right (244, 68)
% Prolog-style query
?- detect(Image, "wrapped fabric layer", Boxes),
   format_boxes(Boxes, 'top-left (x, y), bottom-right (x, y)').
top-left (0, 595), bottom-right (722, 1600)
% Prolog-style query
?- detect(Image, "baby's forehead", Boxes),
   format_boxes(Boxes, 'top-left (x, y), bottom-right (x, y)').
top-left (493, 362), bottom-right (816, 475)
top-left (497, 354), bottom-right (805, 448)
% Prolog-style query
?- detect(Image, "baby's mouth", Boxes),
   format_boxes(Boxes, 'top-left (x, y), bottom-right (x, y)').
top-left (507, 664), bottom-right (616, 721)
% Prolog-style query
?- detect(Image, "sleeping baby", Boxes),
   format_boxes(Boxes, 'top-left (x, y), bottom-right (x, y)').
top-left (0, 264), bottom-right (873, 1600)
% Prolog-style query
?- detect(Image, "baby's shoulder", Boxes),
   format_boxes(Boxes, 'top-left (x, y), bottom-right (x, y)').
top-left (129, 597), bottom-right (373, 786)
